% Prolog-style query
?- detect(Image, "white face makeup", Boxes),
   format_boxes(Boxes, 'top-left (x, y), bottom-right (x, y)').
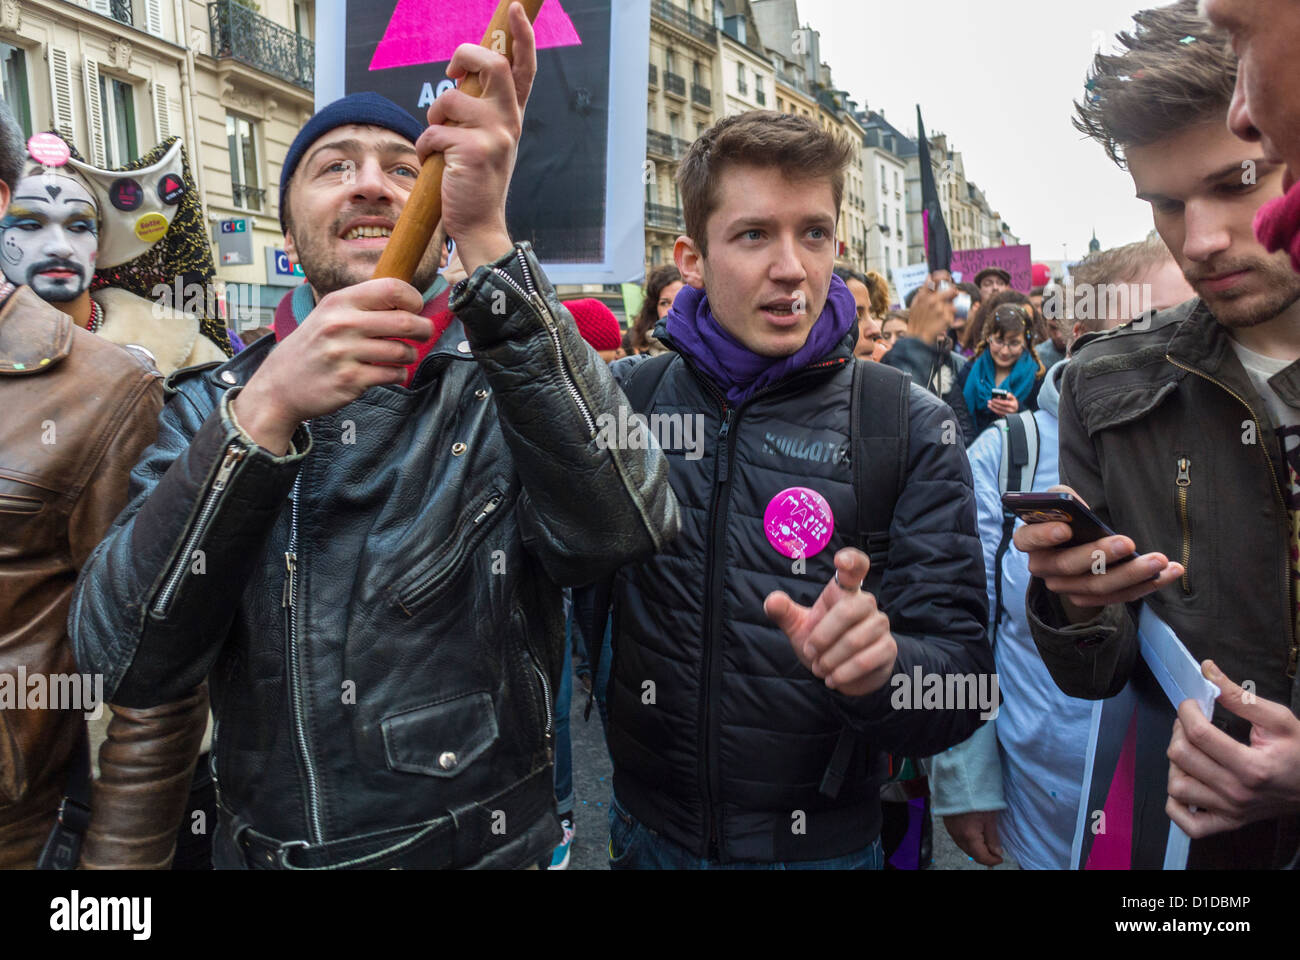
top-left (1, 172), bottom-right (99, 302)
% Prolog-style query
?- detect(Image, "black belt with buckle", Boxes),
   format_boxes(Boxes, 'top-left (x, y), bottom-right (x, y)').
top-left (229, 767), bottom-right (553, 869)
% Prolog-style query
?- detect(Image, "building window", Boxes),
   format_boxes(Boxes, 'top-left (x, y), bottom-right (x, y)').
top-left (651, 245), bottom-right (662, 266)
top-left (294, 0), bottom-right (311, 36)
top-left (692, 61), bottom-right (702, 85)
top-left (666, 49), bottom-right (676, 75)
top-left (755, 74), bottom-right (765, 105)
top-left (897, 249), bottom-right (903, 267)
top-left (226, 113), bottom-right (262, 211)
top-left (100, 75), bottom-right (137, 166)
top-left (669, 112), bottom-right (681, 139)
top-left (0, 43), bottom-right (31, 137)
top-left (737, 62), bottom-right (747, 94)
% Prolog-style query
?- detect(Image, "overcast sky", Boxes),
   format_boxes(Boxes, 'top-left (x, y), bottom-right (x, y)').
top-left (796, 0), bottom-right (1165, 264)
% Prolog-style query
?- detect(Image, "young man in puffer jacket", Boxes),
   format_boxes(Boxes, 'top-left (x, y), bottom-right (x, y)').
top-left (585, 111), bottom-right (994, 869)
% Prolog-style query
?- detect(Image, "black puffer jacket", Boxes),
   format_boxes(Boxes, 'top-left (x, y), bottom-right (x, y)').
top-left (69, 243), bottom-right (679, 869)
top-left (598, 330), bottom-right (992, 863)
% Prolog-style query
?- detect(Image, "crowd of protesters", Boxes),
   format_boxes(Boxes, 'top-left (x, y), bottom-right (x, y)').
top-left (3, 0), bottom-right (1300, 873)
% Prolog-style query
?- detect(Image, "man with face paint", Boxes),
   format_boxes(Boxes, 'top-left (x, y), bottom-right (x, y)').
top-left (0, 169), bottom-right (100, 305)
top-left (0, 104), bottom-right (209, 869)
top-left (3, 144), bottom-right (226, 377)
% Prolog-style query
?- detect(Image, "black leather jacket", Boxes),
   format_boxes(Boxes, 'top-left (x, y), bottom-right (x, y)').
top-left (69, 243), bottom-right (679, 869)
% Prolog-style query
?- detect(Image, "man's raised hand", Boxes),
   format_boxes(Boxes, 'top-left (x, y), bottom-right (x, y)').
top-left (764, 548), bottom-right (897, 698)
top-left (415, 1), bottom-right (537, 274)
top-left (230, 278), bottom-right (432, 455)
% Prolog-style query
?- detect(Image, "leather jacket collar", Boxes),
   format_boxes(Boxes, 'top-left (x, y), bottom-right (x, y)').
top-left (0, 286), bottom-right (73, 376)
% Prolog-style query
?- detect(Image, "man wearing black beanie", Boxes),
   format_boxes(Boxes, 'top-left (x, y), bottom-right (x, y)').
top-left (71, 3), bottom-right (679, 870)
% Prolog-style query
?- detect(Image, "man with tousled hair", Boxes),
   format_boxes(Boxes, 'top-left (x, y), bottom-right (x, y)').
top-left (581, 110), bottom-right (991, 869)
top-left (1016, 0), bottom-right (1300, 868)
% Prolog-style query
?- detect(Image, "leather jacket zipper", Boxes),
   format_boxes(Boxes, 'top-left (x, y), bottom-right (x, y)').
top-left (530, 651), bottom-right (555, 761)
top-left (1175, 457), bottom-right (1192, 594)
top-left (396, 490), bottom-right (506, 615)
top-left (152, 443), bottom-right (247, 616)
top-left (1166, 355), bottom-right (1297, 677)
top-left (284, 473), bottom-right (325, 843)
top-left (490, 249), bottom-right (596, 437)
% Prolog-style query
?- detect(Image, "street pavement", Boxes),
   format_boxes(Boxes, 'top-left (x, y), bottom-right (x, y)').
top-left (555, 664), bottom-right (1017, 871)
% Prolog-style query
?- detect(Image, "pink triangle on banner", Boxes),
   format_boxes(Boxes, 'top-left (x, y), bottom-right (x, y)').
top-left (369, 0), bottom-right (581, 71)
top-left (1084, 708), bottom-right (1137, 870)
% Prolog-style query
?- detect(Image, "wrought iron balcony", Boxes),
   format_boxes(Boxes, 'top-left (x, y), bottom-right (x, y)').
top-left (646, 202), bottom-right (684, 232)
top-left (646, 129), bottom-right (674, 159)
top-left (663, 71), bottom-right (686, 98)
top-left (649, 64), bottom-right (658, 87)
top-left (110, 0), bottom-right (133, 26)
top-left (651, 0), bottom-right (716, 43)
top-left (691, 83), bottom-right (711, 107)
top-left (209, 0), bottom-right (314, 92)
top-left (232, 181), bottom-right (265, 210)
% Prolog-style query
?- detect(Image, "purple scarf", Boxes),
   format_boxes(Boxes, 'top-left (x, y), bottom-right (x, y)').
top-left (663, 274), bottom-right (857, 408)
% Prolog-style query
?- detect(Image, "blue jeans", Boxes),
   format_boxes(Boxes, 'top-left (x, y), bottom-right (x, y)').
top-left (553, 615), bottom-right (575, 815)
top-left (607, 793), bottom-right (884, 870)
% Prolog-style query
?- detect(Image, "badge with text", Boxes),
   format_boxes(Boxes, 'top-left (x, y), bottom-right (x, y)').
top-left (133, 212), bottom-right (169, 244)
top-left (109, 178), bottom-right (144, 211)
top-left (764, 487), bottom-right (834, 560)
top-left (27, 133), bottom-right (70, 167)
top-left (157, 173), bottom-right (186, 205)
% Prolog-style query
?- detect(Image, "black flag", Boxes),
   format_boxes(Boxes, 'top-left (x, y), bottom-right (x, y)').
top-left (916, 107), bottom-right (952, 274)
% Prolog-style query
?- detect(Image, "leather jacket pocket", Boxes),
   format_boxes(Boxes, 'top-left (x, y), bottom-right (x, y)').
top-left (382, 691), bottom-right (499, 778)
top-left (0, 492), bottom-right (43, 514)
top-left (391, 485), bottom-right (514, 617)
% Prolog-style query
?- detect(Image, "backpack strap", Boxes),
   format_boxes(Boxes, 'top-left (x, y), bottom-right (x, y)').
top-left (991, 411), bottom-right (1039, 651)
top-left (821, 361), bottom-right (911, 801)
top-left (581, 352), bottom-right (678, 720)
top-left (620, 352), bottom-right (677, 414)
top-left (851, 359), bottom-right (912, 570)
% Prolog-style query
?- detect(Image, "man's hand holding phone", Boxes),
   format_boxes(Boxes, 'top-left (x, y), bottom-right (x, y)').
top-left (1011, 485), bottom-right (1184, 622)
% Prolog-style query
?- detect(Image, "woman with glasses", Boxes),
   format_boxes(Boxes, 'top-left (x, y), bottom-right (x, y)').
top-left (957, 296), bottom-right (1047, 437)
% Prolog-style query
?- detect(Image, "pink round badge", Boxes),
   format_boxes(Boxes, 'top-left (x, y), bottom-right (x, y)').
top-left (764, 487), bottom-right (835, 560)
top-left (27, 133), bottom-right (70, 168)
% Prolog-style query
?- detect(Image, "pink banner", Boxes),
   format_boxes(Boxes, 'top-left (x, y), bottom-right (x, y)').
top-left (951, 244), bottom-right (1033, 293)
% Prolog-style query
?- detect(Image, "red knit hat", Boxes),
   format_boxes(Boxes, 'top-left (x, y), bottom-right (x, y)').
top-left (564, 299), bottom-right (623, 351)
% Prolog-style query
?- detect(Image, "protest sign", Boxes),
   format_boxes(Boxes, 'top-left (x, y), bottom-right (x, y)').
top-left (1070, 607), bottom-right (1219, 870)
top-left (315, 0), bottom-right (649, 285)
top-left (951, 244), bottom-right (1033, 293)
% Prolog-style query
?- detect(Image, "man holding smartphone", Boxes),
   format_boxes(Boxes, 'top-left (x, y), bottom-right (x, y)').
top-left (1014, 0), bottom-right (1300, 868)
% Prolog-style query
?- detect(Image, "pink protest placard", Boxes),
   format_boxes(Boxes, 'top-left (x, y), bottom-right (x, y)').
top-left (951, 244), bottom-right (1033, 292)
top-left (370, 0), bottom-right (581, 70)
top-left (764, 487), bottom-right (834, 560)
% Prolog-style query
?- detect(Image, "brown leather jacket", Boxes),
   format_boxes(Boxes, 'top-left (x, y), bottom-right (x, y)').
top-left (0, 286), bottom-right (207, 868)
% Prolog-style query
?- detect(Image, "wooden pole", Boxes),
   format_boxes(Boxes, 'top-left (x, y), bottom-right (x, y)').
top-left (372, 0), bottom-right (546, 282)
